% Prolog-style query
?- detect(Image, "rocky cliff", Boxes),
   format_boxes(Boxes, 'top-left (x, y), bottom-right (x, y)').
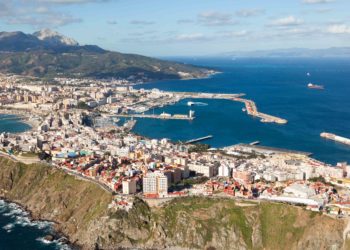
top-left (0, 157), bottom-right (349, 250)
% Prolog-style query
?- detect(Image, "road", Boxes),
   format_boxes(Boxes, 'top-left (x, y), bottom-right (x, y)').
top-left (58, 167), bottom-right (114, 193)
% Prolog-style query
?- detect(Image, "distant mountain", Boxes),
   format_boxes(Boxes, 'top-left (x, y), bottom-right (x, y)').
top-left (0, 31), bottom-right (44, 52)
top-left (0, 29), bottom-right (211, 80)
top-left (33, 29), bottom-right (79, 47)
top-left (219, 47), bottom-right (350, 58)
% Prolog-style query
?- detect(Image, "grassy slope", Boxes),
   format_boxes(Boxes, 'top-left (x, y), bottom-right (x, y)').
top-left (154, 197), bottom-right (345, 250)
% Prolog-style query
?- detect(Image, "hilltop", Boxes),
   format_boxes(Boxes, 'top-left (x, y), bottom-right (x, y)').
top-left (0, 29), bottom-right (212, 81)
top-left (0, 157), bottom-right (349, 250)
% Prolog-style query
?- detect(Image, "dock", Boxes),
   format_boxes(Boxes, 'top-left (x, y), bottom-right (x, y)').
top-left (234, 143), bottom-right (312, 157)
top-left (185, 135), bottom-right (213, 144)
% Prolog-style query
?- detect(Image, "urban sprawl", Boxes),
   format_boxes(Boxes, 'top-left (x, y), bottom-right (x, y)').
top-left (0, 73), bottom-right (350, 217)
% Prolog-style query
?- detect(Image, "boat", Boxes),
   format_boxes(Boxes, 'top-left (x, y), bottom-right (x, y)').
top-left (308, 83), bottom-right (324, 90)
top-left (187, 101), bottom-right (208, 106)
top-left (187, 101), bottom-right (195, 106)
top-left (307, 72), bottom-right (311, 76)
top-left (242, 108), bottom-right (246, 112)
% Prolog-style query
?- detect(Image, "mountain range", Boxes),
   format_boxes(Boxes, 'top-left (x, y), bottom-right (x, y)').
top-left (0, 29), bottom-right (211, 80)
top-left (219, 47), bottom-right (350, 58)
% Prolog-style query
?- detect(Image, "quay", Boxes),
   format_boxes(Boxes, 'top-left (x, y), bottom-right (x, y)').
top-left (114, 113), bottom-right (194, 121)
top-left (234, 144), bottom-right (312, 157)
top-left (186, 135), bottom-right (213, 144)
top-left (232, 97), bottom-right (287, 124)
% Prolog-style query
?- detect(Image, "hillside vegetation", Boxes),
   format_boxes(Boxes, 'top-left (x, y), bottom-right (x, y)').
top-left (0, 30), bottom-right (211, 80)
top-left (0, 157), bottom-right (347, 250)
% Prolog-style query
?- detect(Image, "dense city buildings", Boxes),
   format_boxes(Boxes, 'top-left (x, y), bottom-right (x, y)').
top-left (0, 73), bottom-right (350, 216)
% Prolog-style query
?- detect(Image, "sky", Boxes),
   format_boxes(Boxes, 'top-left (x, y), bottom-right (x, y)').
top-left (0, 0), bottom-right (349, 56)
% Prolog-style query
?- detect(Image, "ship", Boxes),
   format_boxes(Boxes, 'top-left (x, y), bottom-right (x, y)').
top-left (187, 101), bottom-right (195, 106)
top-left (308, 83), bottom-right (324, 90)
top-left (187, 101), bottom-right (208, 106)
top-left (320, 132), bottom-right (350, 146)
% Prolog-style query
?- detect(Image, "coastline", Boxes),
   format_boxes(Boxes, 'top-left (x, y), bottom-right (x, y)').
top-left (0, 157), bottom-right (113, 249)
top-left (133, 70), bottom-right (222, 87)
top-left (0, 196), bottom-right (75, 249)
top-left (0, 108), bottom-right (39, 132)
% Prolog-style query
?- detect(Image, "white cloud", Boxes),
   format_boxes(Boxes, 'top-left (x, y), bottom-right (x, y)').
top-left (327, 24), bottom-right (350, 34)
top-left (236, 9), bottom-right (265, 17)
top-left (7, 14), bottom-right (82, 27)
top-left (35, 6), bottom-right (50, 14)
top-left (221, 30), bottom-right (249, 38)
top-left (38, 0), bottom-right (109, 4)
top-left (175, 33), bottom-right (209, 42)
top-left (198, 11), bottom-right (237, 26)
top-left (302, 0), bottom-right (334, 4)
top-left (270, 16), bottom-right (304, 26)
top-left (177, 19), bottom-right (195, 24)
top-left (130, 20), bottom-right (155, 25)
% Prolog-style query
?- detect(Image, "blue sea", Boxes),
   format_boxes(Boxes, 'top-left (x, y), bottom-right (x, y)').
top-left (0, 114), bottom-right (31, 133)
top-left (133, 58), bottom-right (350, 165)
top-left (0, 200), bottom-right (70, 250)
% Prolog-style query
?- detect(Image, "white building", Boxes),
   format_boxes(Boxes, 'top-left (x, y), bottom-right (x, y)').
top-left (143, 171), bottom-right (168, 197)
top-left (188, 163), bottom-right (215, 178)
top-left (122, 179), bottom-right (137, 195)
top-left (218, 165), bottom-right (231, 177)
top-left (284, 184), bottom-right (316, 199)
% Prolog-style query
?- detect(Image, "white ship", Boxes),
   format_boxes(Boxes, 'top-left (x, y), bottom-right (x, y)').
top-left (308, 83), bottom-right (324, 90)
top-left (187, 101), bottom-right (208, 106)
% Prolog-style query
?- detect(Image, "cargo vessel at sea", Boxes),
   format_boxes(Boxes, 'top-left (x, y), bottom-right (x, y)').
top-left (308, 83), bottom-right (324, 90)
top-left (320, 132), bottom-right (350, 146)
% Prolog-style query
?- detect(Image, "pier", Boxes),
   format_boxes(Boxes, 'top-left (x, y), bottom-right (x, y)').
top-left (171, 91), bottom-right (287, 125)
top-left (321, 132), bottom-right (350, 146)
top-left (232, 97), bottom-right (287, 124)
top-left (185, 135), bottom-right (213, 144)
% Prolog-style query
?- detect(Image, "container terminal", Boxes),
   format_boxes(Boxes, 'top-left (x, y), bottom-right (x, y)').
top-left (320, 132), bottom-right (350, 146)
